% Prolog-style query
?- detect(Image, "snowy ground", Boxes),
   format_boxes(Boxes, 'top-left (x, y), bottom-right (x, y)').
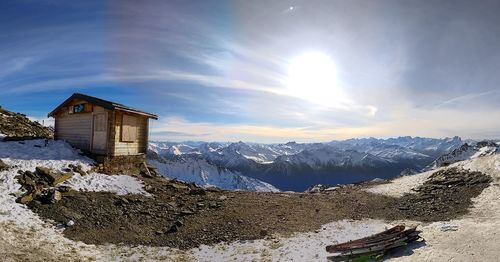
top-left (368, 154), bottom-right (500, 262)
top-left (1, 138), bottom-right (499, 261)
top-left (0, 139), bottom-right (160, 261)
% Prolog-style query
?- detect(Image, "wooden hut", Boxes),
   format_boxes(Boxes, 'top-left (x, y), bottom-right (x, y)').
top-left (48, 93), bottom-right (158, 157)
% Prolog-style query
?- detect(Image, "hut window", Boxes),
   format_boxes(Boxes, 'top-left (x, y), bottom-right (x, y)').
top-left (121, 114), bottom-right (137, 142)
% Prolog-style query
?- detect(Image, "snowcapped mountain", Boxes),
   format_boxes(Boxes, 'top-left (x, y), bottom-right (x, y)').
top-left (148, 149), bottom-right (279, 192)
top-left (429, 141), bottom-right (498, 169)
top-left (149, 137), bottom-right (465, 191)
top-left (274, 146), bottom-right (391, 168)
top-left (329, 136), bottom-right (464, 160)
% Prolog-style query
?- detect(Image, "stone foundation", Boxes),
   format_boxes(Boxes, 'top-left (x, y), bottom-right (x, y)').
top-left (93, 155), bottom-right (148, 176)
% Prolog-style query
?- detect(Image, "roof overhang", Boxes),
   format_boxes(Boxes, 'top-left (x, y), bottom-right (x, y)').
top-left (48, 93), bottom-right (158, 120)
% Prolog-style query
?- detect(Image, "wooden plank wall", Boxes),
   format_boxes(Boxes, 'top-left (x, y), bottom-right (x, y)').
top-left (54, 102), bottom-right (95, 151)
top-left (89, 106), bottom-right (109, 155)
top-left (112, 111), bottom-right (148, 156)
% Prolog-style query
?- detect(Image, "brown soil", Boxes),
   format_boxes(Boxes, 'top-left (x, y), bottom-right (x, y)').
top-left (27, 168), bottom-right (491, 250)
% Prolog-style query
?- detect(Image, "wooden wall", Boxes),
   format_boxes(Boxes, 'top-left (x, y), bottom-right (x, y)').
top-left (112, 111), bottom-right (149, 156)
top-left (54, 99), bottom-right (97, 151)
top-left (53, 98), bottom-right (150, 156)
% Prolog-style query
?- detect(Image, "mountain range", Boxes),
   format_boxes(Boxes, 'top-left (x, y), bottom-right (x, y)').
top-left (147, 136), bottom-right (488, 191)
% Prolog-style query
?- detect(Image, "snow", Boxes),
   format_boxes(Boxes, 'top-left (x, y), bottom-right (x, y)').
top-left (471, 145), bottom-right (497, 158)
top-left (429, 142), bottom-right (498, 169)
top-left (63, 173), bottom-right (151, 196)
top-left (364, 169), bottom-right (435, 197)
top-left (242, 154), bottom-right (274, 164)
top-left (2, 137), bottom-right (499, 261)
top-left (0, 138), bottom-right (163, 260)
top-left (366, 154), bottom-right (500, 261)
top-left (187, 219), bottom-right (393, 261)
top-left (0, 139), bottom-right (149, 196)
top-left (0, 139), bottom-right (151, 223)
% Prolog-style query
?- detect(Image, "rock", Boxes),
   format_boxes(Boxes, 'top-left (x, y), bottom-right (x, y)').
top-left (68, 164), bottom-right (87, 176)
top-left (50, 190), bottom-right (62, 203)
top-left (57, 185), bottom-right (72, 192)
top-left (180, 210), bottom-right (194, 216)
top-left (59, 206), bottom-right (84, 220)
top-left (196, 203), bottom-right (205, 208)
top-left (18, 194), bottom-right (33, 204)
top-left (205, 186), bottom-right (221, 192)
top-left (36, 166), bottom-right (73, 186)
top-left (218, 195), bottom-right (228, 201)
top-left (35, 166), bottom-right (52, 178)
top-left (53, 172), bottom-right (73, 186)
top-left (0, 159), bottom-right (9, 171)
top-left (174, 220), bottom-right (184, 227)
top-left (66, 220), bottom-right (75, 227)
top-left (167, 224), bottom-right (178, 233)
top-left (169, 182), bottom-right (189, 190)
top-left (189, 188), bottom-right (206, 195)
top-left (119, 197), bottom-right (130, 205)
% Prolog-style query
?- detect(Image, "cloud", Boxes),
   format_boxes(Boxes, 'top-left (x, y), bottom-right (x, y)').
top-left (27, 116), bottom-right (54, 127)
top-left (435, 90), bottom-right (500, 108)
top-left (151, 130), bottom-right (210, 137)
top-left (150, 116), bottom-right (380, 143)
top-left (3, 0), bottom-right (500, 142)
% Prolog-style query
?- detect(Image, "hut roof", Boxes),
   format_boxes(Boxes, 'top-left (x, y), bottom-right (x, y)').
top-left (48, 93), bottom-right (158, 119)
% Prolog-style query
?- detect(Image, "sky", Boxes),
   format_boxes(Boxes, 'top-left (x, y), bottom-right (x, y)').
top-left (1, 0), bottom-right (500, 143)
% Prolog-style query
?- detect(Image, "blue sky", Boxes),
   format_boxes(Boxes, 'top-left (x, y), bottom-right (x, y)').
top-left (1, 0), bottom-right (500, 142)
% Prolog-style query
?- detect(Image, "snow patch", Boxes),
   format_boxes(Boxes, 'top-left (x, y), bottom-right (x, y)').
top-left (471, 146), bottom-right (497, 159)
top-left (63, 173), bottom-right (151, 196)
top-left (188, 219), bottom-right (392, 261)
top-left (364, 170), bottom-right (433, 197)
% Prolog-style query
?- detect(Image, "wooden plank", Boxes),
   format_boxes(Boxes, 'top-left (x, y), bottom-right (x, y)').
top-left (54, 113), bottom-right (93, 151)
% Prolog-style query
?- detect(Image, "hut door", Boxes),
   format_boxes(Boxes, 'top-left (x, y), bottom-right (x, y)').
top-left (92, 113), bottom-right (107, 152)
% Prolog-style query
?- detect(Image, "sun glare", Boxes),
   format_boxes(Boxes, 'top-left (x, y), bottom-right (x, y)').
top-left (285, 51), bottom-right (347, 107)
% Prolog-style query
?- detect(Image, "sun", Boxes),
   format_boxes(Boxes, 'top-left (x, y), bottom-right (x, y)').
top-left (285, 51), bottom-right (347, 107)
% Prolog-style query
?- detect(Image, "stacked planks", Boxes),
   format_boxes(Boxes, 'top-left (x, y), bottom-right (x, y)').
top-left (326, 225), bottom-right (422, 261)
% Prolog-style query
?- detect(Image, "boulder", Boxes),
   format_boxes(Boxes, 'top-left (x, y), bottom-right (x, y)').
top-left (0, 159), bottom-right (9, 171)
top-left (50, 190), bottom-right (62, 203)
top-left (68, 164), bottom-right (87, 176)
top-left (36, 166), bottom-right (73, 186)
top-left (189, 188), bottom-right (206, 195)
top-left (18, 194), bottom-right (33, 204)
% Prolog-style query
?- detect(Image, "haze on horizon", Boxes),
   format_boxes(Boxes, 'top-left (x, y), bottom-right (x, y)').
top-left (1, 0), bottom-right (500, 143)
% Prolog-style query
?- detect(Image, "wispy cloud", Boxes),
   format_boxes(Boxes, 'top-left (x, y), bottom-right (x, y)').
top-left (3, 1), bottom-right (500, 142)
top-left (435, 90), bottom-right (500, 108)
top-left (151, 130), bottom-right (210, 138)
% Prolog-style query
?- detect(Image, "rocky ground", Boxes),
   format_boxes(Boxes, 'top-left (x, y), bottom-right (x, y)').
top-left (0, 106), bottom-right (53, 140)
top-left (26, 166), bottom-right (491, 250)
top-left (395, 167), bottom-right (491, 221)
